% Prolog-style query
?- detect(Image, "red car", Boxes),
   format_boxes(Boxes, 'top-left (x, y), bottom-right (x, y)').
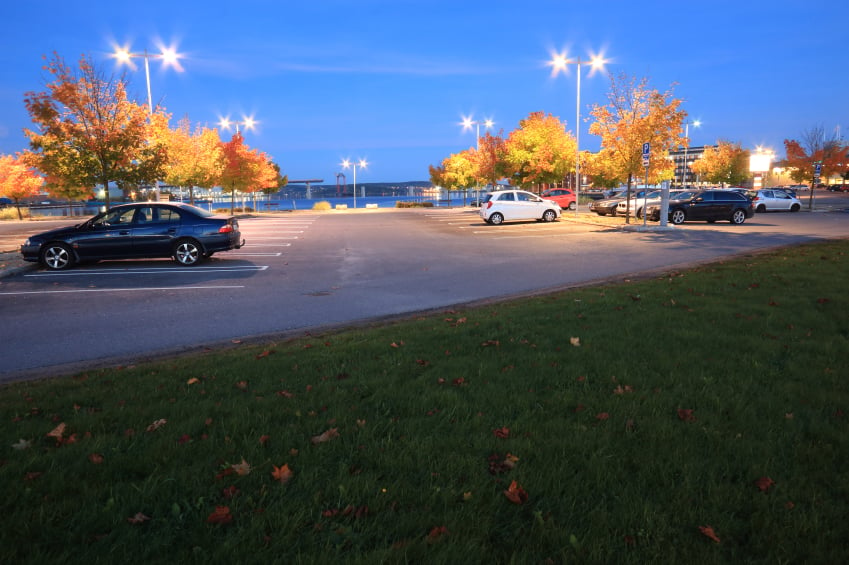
top-left (540, 188), bottom-right (576, 210)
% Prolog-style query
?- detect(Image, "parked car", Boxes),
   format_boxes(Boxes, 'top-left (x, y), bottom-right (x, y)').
top-left (0, 197), bottom-right (12, 209)
top-left (827, 184), bottom-right (849, 192)
top-left (646, 190), bottom-right (754, 225)
top-left (749, 189), bottom-right (802, 212)
top-left (20, 202), bottom-right (244, 270)
top-left (540, 188), bottom-right (576, 210)
top-left (589, 189), bottom-right (648, 216)
top-left (615, 190), bottom-right (689, 219)
top-left (479, 190), bottom-right (561, 225)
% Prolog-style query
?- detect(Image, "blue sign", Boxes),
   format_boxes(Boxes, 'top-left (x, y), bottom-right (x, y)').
top-left (642, 142), bottom-right (651, 167)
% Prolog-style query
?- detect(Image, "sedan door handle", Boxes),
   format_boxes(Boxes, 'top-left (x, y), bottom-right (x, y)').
top-left (119, 230), bottom-right (131, 236)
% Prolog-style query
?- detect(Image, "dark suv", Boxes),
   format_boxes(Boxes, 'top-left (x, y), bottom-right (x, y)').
top-left (647, 190), bottom-right (754, 225)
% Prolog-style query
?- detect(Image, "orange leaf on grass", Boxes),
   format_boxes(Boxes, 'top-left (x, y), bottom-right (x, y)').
top-left (88, 453), bottom-right (104, 464)
top-left (677, 409), bottom-right (697, 422)
top-left (503, 480), bottom-right (529, 505)
top-left (46, 422), bottom-right (66, 441)
top-left (271, 463), bottom-right (294, 483)
top-left (231, 458), bottom-right (252, 476)
top-left (493, 427), bottom-right (510, 439)
top-left (427, 525), bottom-right (449, 543)
top-left (699, 525), bottom-right (721, 543)
top-left (127, 512), bottom-right (151, 524)
top-left (255, 350), bottom-right (275, 359)
top-left (206, 506), bottom-right (233, 525)
top-left (754, 476), bottom-right (775, 492)
top-left (311, 428), bottom-right (339, 444)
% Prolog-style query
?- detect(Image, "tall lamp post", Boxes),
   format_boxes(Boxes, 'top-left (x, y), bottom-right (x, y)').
top-left (218, 116), bottom-right (259, 213)
top-left (548, 51), bottom-right (607, 216)
top-left (341, 159), bottom-right (367, 209)
top-left (680, 119), bottom-right (701, 187)
top-left (461, 116), bottom-right (494, 202)
top-left (113, 44), bottom-right (182, 201)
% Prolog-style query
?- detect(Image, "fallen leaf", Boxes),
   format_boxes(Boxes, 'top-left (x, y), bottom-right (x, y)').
top-left (255, 350), bottom-right (275, 359)
top-left (503, 480), bottom-right (529, 505)
top-left (493, 427), bottom-right (510, 439)
top-left (754, 476), bottom-right (775, 492)
top-left (231, 458), bottom-right (252, 476)
top-left (427, 525), bottom-right (449, 543)
top-left (596, 412), bottom-right (610, 421)
top-left (46, 422), bottom-right (66, 441)
top-left (570, 337), bottom-right (581, 347)
top-left (88, 453), bottom-right (104, 464)
top-left (127, 512), bottom-right (151, 524)
top-left (271, 463), bottom-right (294, 484)
top-left (206, 506), bottom-right (233, 525)
top-left (259, 435), bottom-right (271, 445)
top-left (311, 428), bottom-right (339, 444)
top-left (699, 525), bottom-right (721, 543)
top-left (187, 377), bottom-right (200, 385)
top-left (677, 409), bottom-right (697, 422)
top-left (11, 438), bottom-right (31, 450)
top-left (146, 419), bottom-right (167, 432)
top-left (23, 471), bottom-right (43, 481)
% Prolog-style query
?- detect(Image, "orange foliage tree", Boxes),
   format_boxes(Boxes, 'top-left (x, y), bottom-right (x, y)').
top-left (154, 115), bottom-right (225, 205)
top-left (0, 153), bottom-right (44, 219)
top-left (689, 140), bottom-right (750, 187)
top-left (219, 132), bottom-right (278, 213)
top-left (502, 112), bottom-right (576, 189)
top-left (23, 53), bottom-right (166, 207)
top-left (588, 74), bottom-right (684, 188)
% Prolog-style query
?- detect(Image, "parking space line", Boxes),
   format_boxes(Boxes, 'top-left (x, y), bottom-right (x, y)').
top-left (0, 285), bottom-right (245, 296)
top-left (25, 265), bottom-right (268, 277)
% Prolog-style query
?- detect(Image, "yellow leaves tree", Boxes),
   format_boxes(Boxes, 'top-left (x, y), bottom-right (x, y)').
top-left (502, 112), bottom-right (576, 189)
top-left (437, 149), bottom-right (477, 191)
top-left (689, 140), bottom-right (750, 187)
top-left (154, 115), bottom-right (225, 205)
top-left (588, 73), bottom-right (685, 189)
top-left (23, 53), bottom-right (166, 207)
top-left (0, 153), bottom-right (44, 219)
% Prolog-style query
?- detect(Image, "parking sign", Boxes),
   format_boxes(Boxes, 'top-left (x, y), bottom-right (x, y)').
top-left (641, 142), bottom-right (650, 167)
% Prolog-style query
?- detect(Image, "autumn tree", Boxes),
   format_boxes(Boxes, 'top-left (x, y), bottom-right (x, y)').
top-left (219, 131), bottom-right (278, 213)
top-left (689, 140), bottom-right (750, 187)
top-left (23, 53), bottom-right (166, 207)
top-left (155, 115), bottom-right (225, 205)
top-left (0, 153), bottom-right (44, 219)
top-left (437, 150), bottom-right (477, 191)
top-left (588, 73), bottom-right (685, 220)
top-left (472, 131), bottom-right (508, 188)
top-left (782, 125), bottom-right (849, 207)
top-left (502, 112), bottom-right (576, 189)
top-left (582, 148), bottom-right (627, 189)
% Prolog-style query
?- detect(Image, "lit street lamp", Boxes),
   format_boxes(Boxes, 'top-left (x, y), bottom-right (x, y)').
top-left (680, 119), bottom-right (701, 187)
top-left (548, 50), bottom-right (607, 215)
top-left (113, 43), bottom-right (182, 201)
top-left (461, 116), bottom-right (494, 150)
top-left (218, 115), bottom-right (258, 134)
top-left (113, 45), bottom-right (182, 113)
top-left (341, 158), bottom-right (368, 208)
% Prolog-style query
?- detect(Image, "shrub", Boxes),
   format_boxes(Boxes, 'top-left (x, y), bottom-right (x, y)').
top-left (395, 201), bottom-right (434, 208)
top-left (0, 206), bottom-right (29, 220)
top-left (312, 201), bottom-right (332, 211)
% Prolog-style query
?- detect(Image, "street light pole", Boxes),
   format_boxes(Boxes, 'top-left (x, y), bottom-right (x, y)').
top-left (548, 51), bottom-right (607, 216)
top-left (680, 119), bottom-right (701, 187)
top-left (461, 116), bottom-right (494, 202)
top-left (341, 159), bottom-right (368, 208)
top-left (113, 44), bottom-right (182, 201)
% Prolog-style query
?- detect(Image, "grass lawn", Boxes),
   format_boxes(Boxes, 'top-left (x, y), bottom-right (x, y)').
top-left (1, 239), bottom-right (848, 564)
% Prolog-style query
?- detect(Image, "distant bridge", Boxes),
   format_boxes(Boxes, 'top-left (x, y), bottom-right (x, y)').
top-left (288, 179), bottom-right (324, 199)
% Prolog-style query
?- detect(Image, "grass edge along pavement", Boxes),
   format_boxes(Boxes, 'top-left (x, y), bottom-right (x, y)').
top-left (0, 240), bottom-right (848, 564)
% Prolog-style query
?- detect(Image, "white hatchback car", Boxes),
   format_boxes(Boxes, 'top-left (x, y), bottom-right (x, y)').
top-left (479, 190), bottom-right (562, 225)
top-left (749, 189), bottom-right (802, 212)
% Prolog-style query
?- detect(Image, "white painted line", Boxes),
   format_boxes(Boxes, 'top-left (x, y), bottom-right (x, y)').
top-left (249, 236), bottom-right (300, 240)
top-left (25, 265), bottom-right (268, 277)
top-left (242, 243), bottom-right (291, 247)
top-left (234, 253), bottom-right (282, 257)
top-left (0, 286), bottom-right (245, 296)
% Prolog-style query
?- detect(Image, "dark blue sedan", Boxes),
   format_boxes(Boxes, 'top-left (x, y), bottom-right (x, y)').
top-left (21, 203), bottom-right (244, 270)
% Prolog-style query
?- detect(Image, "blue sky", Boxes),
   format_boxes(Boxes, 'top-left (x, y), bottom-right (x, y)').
top-left (2, 0), bottom-right (846, 183)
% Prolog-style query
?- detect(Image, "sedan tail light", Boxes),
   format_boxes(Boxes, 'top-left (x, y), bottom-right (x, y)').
top-left (218, 224), bottom-right (234, 234)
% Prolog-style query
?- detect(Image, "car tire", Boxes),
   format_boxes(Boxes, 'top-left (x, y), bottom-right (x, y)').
top-left (542, 209), bottom-right (557, 222)
top-left (173, 238), bottom-right (203, 266)
top-left (40, 242), bottom-right (75, 271)
top-left (756, 204), bottom-right (766, 212)
top-left (636, 208), bottom-right (643, 220)
top-left (568, 202), bottom-right (576, 210)
top-left (670, 209), bottom-right (686, 225)
top-left (730, 209), bottom-right (747, 224)
top-left (790, 203), bottom-right (800, 212)
top-left (489, 212), bottom-right (504, 225)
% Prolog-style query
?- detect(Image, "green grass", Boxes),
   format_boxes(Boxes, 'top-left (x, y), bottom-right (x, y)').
top-left (2, 240), bottom-right (848, 564)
